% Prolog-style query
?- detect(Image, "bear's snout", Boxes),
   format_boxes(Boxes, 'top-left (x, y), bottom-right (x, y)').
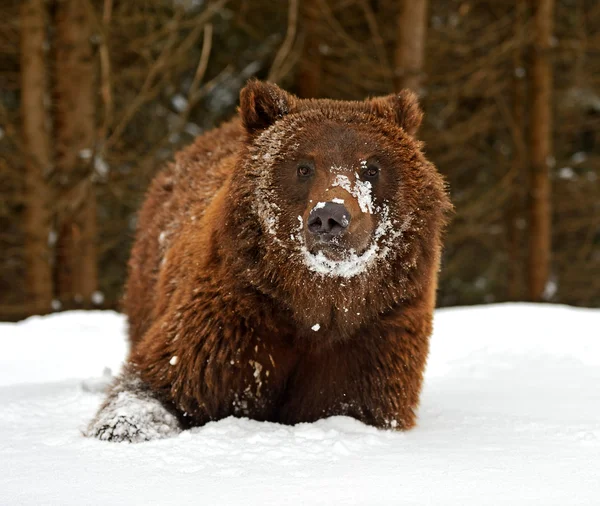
top-left (307, 202), bottom-right (351, 240)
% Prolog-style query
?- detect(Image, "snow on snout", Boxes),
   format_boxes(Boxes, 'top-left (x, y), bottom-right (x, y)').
top-left (332, 173), bottom-right (375, 214)
top-left (311, 199), bottom-right (346, 214)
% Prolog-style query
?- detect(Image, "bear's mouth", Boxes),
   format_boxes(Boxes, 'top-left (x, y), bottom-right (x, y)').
top-left (305, 231), bottom-right (372, 260)
top-left (300, 235), bottom-right (381, 278)
top-left (308, 241), bottom-right (350, 261)
top-left (287, 205), bottom-right (407, 278)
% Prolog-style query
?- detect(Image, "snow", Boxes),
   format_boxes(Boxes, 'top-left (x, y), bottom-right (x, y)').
top-left (173, 0), bottom-right (205, 13)
top-left (0, 311), bottom-right (126, 387)
top-left (47, 228), bottom-right (58, 246)
top-left (331, 173), bottom-right (375, 214)
top-left (78, 148), bottom-right (92, 160)
top-left (1, 304), bottom-right (599, 504)
top-left (558, 167), bottom-right (575, 180)
top-left (311, 323), bottom-right (320, 331)
top-left (86, 371), bottom-right (181, 443)
top-left (184, 122), bottom-right (202, 137)
top-left (171, 94), bottom-right (188, 113)
top-left (91, 291), bottom-right (105, 305)
top-left (571, 151), bottom-right (587, 164)
top-left (94, 155), bottom-right (109, 177)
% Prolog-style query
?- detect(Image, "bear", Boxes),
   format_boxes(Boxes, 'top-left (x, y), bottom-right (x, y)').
top-left (87, 79), bottom-right (452, 442)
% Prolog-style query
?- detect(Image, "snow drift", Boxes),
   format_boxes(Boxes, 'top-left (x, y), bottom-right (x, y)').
top-left (0, 304), bottom-right (599, 505)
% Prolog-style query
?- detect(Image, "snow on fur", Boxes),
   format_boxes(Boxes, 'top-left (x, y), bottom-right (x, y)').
top-left (296, 204), bottom-right (412, 278)
top-left (331, 172), bottom-right (374, 214)
top-left (85, 371), bottom-right (181, 443)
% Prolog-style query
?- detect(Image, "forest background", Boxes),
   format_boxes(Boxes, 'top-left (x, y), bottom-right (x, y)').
top-left (1, 0), bottom-right (598, 320)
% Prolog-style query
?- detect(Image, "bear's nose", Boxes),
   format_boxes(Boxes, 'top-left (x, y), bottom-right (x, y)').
top-left (307, 202), bottom-right (351, 238)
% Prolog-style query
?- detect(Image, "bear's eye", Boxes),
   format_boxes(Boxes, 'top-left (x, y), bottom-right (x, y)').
top-left (363, 164), bottom-right (380, 179)
top-left (297, 164), bottom-right (313, 178)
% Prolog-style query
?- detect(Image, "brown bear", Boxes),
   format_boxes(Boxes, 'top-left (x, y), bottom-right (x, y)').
top-left (87, 80), bottom-right (451, 442)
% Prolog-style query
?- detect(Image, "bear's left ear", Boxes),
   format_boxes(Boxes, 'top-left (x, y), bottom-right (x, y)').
top-left (239, 79), bottom-right (296, 134)
top-left (367, 89), bottom-right (423, 136)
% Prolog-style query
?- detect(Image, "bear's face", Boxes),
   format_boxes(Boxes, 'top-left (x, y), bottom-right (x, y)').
top-left (239, 80), bottom-right (433, 280)
top-left (265, 120), bottom-right (404, 275)
top-left (230, 80), bottom-right (450, 336)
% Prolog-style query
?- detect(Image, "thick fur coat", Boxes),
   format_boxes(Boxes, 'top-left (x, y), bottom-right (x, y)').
top-left (88, 80), bottom-right (451, 442)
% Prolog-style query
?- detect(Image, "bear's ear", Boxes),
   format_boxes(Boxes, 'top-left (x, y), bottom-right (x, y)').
top-left (239, 79), bottom-right (295, 134)
top-left (368, 89), bottom-right (423, 136)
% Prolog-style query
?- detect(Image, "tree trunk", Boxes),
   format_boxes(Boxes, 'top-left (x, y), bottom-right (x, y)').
top-left (53, 0), bottom-right (98, 307)
top-left (296, 0), bottom-right (321, 98)
top-left (528, 0), bottom-right (554, 301)
top-left (394, 0), bottom-right (428, 92)
top-left (20, 0), bottom-right (54, 312)
top-left (506, 0), bottom-right (527, 300)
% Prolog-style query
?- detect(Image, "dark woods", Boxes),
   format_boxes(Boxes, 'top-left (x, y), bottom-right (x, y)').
top-left (1, 0), bottom-right (599, 320)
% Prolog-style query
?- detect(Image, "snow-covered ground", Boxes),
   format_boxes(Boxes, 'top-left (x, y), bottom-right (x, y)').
top-left (1, 304), bottom-right (599, 505)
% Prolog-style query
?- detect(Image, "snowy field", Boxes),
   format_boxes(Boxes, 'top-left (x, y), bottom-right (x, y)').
top-left (1, 304), bottom-right (599, 505)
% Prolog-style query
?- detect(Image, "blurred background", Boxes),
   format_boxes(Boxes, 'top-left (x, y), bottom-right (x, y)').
top-left (0, 0), bottom-right (598, 321)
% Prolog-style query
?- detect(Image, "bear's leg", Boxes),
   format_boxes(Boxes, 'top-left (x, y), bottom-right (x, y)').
top-left (86, 366), bottom-right (181, 443)
top-left (280, 310), bottom-right (432, 431)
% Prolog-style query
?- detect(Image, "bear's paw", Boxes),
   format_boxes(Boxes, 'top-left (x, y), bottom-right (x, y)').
top-left (87, 389), bottom-right (181, 443)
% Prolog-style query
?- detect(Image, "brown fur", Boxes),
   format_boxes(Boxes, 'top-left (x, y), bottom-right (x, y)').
top-left (90, 80), bottom-right (452, 441)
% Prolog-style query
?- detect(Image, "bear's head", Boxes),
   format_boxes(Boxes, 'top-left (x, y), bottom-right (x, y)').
top-left (227, 80), bottom-right (451, 341)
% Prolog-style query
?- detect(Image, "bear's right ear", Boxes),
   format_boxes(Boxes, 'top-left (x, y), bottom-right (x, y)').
top-left (368, 89), bottom-right (423, 136)
top-left (239, 80), bottom-right (295, 134)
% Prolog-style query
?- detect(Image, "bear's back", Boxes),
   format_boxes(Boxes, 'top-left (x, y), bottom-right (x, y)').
top-left (125, 119), bottom-right (245, 344)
